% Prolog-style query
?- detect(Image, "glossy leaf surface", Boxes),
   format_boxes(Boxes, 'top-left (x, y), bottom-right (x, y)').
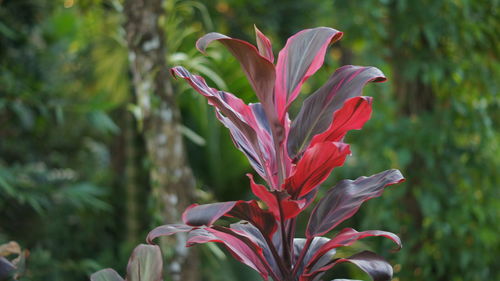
top-left (307, 169), bottom-right (404, 238)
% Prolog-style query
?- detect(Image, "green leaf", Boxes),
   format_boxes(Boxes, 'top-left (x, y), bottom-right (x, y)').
top-left (126, 244), bottom-right (163, 281)
top-left (90, 269), bottom-right (124, 281)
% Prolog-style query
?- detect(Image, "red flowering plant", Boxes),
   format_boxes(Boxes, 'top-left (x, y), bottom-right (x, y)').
top-left (148, 26), bottom-right (405, 281)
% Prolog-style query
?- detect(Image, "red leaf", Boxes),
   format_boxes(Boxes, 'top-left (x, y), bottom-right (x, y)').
top-left (284, 142), bottom-right (351, 198)
top-left (248, 174), bottom-right (304, 219)
top-left (310, 96), bottom-right (373, 147)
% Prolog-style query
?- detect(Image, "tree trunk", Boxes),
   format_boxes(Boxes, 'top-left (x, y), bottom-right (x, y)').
top-left (123, 1), bottom-right (199, 280)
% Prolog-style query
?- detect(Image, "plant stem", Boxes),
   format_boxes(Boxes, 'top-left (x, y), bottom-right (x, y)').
top-left (276, 193), bottom-right (292, 269)
top-left (264, 233), bottom-right (290, 278)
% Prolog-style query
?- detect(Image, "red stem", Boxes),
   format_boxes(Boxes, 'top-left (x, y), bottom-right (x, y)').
top-left (276, 193), bottom-right (292, 268)
top-left (264, 233), bottom-right (290, 278)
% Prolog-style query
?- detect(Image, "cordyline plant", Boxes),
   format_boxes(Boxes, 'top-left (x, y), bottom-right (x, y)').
top-left (151, 26), bottom-right (405, 281)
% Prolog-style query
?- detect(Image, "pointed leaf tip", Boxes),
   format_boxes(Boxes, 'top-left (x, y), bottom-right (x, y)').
top-left (146, 224), bottom-right (192, 244)
top-left (275, 27), bottom-right (343, 119)
top-left (254, 25), bottom-right (274, 62)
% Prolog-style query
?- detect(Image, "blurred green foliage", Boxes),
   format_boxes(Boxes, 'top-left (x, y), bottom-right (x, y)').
top-left (0, 0), bottom-right (498, 281)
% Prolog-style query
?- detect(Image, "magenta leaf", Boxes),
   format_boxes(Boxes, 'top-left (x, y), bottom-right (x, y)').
top-left (284, 142), bottom-right (351, 198)
top-left (288, 65), bottom-right (386, 158)
top-left (171, 66), bottom-right (276, 184)
top-left (275, 27), bottom-right (343, 119)
top-left (306, 169), bottom-right (405, 238)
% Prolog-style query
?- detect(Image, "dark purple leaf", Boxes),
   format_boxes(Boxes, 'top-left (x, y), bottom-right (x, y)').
top-left (182, 200), bottom-right (277, 238)
top-left (306, 169), bottom-right (404, 238)
top-left (288, 65), bottom-right (386, 158)
top-left (183, 202), bottom-right (238, 226)
top-left (275, 27), bottom-right (343, 120)
top-left (303, 251), bottom-right (393, 281)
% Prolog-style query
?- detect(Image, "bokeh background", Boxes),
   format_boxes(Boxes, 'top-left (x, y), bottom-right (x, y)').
top-left (0, 0), bottom-right (498, 280)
